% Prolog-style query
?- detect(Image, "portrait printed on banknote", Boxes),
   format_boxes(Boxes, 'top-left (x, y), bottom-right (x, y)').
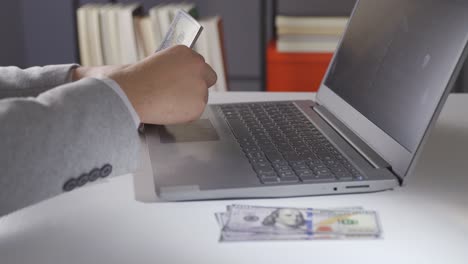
top-left (261, 208), bottom-right (307, 230)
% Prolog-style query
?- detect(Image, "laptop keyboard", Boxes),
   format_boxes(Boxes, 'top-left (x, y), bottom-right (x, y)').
top-left (218, 102), bottom-right (364, 184)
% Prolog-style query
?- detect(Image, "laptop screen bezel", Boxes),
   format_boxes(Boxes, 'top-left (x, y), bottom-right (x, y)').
top-left (315, 0), bottom-right (468, 179)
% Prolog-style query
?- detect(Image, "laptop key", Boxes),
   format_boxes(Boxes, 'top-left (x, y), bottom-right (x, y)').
top-left (278, 170), bottom-right (296, 178)
top-left (258, 171), bottom-right (278, 179)
top-left (317, 153), bottom-right (334, 161)
top-left (278, 176), bottom-right (300, 183)
top-left (324, 160), bottom-right (337, 166)
top-left (310, 164), bottom-right (327, 171)
top-left (296, 169), bottom-right (315, 178)
top-left (260, 145), bottom-right (277, 152)
top-left (247, 152), bottom-right (265, 160)
top-left (306, 159), bottom-right (323, 167)
top-left (250, 157), bottom-right (268, 164)
top-left (331, 167), bottom-right (348, 174)
top-left (335, 172), bottom-right (353, 181)
top-left (274, 164), bottom-right (291, 172)
top-left (313, 167), bottom-right (334, 177)
top-left (283, 153), bottom-right (302, 162)
top-left (350, 168), bottom-right (361, 176)
top-left (240, 141), bottom-right (256, 148)
top-left (260, 177), bottom-right (280, 184)
top-left (242, 146), bottom-right (260, 152)
top-left (278, 146), bottom-right (295, 153)
top-left (252, 163), bottom-right (274, 173)
top-left (264, 151), bottom-right (285, 163)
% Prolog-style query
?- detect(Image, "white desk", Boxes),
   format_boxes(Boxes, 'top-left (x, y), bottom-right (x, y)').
top-left (1, 92), bottom-right (468, 264)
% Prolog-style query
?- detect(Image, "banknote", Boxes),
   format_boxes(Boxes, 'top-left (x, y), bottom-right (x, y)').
top-left (157, 9), bottom-right (203, 52)
top-left (215, 206), bottom-right (364, 227)
top-left (216, 210), bottom-right (346, 241)
top-left (217, 204), bottom-right (381, 241)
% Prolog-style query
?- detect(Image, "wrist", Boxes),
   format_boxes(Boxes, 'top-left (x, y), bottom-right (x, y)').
top-left (72, 66), bottom-right (91, 81)
top-left (72, 65), bottom-right (131, 82)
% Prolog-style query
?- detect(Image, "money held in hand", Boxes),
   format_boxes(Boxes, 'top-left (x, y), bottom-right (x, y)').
top-left (157, 9), bottom-right (203, 52)
top-left (216, 205), bottom-right (382, 242)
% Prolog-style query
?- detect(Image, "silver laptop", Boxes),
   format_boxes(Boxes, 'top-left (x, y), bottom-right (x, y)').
top-left (146, 0), bottom-right (468, 200)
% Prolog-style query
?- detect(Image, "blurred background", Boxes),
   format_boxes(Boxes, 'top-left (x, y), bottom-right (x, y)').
top-left (1, 0), bottom-right (467, 92)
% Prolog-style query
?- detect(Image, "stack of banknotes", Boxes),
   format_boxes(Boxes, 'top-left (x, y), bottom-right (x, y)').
top-left (215, 204), bottom-right (382, 242)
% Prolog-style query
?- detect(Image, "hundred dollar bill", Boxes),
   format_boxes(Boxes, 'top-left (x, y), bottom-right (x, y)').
top-left (216, 205), bottom-right (374, 242)
top-left (223, 204), bottom-right (381, 237)
top-left (157, 9), bottom-right (203, 52)
top-left (216, 211), bottom-right (334, 241)
top-left (215, 206), bottom-right (364, 228)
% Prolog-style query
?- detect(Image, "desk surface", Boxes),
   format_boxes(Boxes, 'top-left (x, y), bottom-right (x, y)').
top-left (1, 92), bottom-right (468, 264)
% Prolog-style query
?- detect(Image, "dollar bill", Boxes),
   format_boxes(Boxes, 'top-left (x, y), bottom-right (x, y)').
top-left (157, 9), bottom-right (203, 52)
top-left (216, 211), bottom-right (336, 241)
top-left (217, 205), bottom-right (381, 242)
top-left (215, 206), bottom-right (364, 228)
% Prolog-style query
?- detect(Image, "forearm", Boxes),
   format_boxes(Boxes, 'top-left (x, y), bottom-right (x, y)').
top-left (0, 78), bottom-right (140, 217)
top-left (0, 64), bottom-right (78, 99)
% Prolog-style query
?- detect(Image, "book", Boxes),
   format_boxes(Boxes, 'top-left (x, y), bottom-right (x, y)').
top-left (106, 4), bottom-right (123, 65)
top-left (276, 16), bottom-right (348, 35)
top-left (118, 3), bottom-right (142, 64)
top-left (99, 4), bottom-right (116, 65)
top-left (136, 16), bottom-right (157, 58)
top-left (277, 26), bottom-right (345, 36)
top-left (197, 16), bottom-right (228, 92)
top-left (77, 3), bottom-right (125, 66)
top-left (77, 4), bottom-right (105, 66)
top-left (133, 17), bottom-right (147, 61)
top-left (275, 16), bottom-right (348, 53)
top-left (277, 35), bottom-right (341, 53)
top-left (149, 4), bottom-right (164, 49)
top-left (76, 5), bottom-right (91, 66)
top-left (87, 4), bottom-right (105, 66)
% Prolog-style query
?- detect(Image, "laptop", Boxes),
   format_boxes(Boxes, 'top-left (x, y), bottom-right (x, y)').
top-left (145, 0), bottom-right (468, 200)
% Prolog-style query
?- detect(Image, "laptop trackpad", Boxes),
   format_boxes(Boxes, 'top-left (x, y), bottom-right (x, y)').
top-left (158, 119), bottom-right (220, 143)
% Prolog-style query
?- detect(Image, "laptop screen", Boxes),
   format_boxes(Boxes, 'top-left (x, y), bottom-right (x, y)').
top-left (324, 0), bottom-right (468, 152)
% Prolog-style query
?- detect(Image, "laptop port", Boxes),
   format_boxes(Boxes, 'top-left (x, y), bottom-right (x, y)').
top-left (345, 185), bottom-right (370, 189)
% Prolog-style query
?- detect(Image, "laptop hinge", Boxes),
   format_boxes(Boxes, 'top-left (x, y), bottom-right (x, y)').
top-left (313, 104), bottom-right (391, 170)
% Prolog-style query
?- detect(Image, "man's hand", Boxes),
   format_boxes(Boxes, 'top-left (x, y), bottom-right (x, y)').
top-left (74, 45), bottom-right (217, 124)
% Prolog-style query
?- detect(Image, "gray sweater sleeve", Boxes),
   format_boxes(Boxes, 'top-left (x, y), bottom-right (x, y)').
top-left (0, 77), bottom-right (140, 217)
top-left (0, 64), bottom-right (78, 99)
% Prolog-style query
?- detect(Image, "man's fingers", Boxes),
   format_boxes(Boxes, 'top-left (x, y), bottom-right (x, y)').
top-left (192, 51), bottom-right (206, 63)
top-left (203, 63), bottom-right (218, 88)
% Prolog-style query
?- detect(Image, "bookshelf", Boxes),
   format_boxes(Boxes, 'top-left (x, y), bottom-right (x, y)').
top-left (265, 0), bottom-right (468, 93)
top-left (264, 0), bottom-right (356, 92)
top-left (7, 0), bottom-right (468, 92)
top-left (73, 0), bottom-right (267, 91)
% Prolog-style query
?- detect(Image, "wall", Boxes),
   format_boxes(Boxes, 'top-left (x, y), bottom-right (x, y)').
top-left (0, 1), bottom-right (25, 66)
top-left (20, 0), bottom-right (78, 66)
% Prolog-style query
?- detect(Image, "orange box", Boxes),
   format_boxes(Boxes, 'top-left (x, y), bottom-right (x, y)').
top-left (266, 40), bottom-right (333, 92)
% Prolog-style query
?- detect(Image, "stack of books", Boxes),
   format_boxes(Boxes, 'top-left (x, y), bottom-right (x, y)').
top-left (266, 16), bottom-right (348, 92)
top-left (76, 2), bottom-right (228, 92)
top-left (276, 16), bottom-right (348, 53)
